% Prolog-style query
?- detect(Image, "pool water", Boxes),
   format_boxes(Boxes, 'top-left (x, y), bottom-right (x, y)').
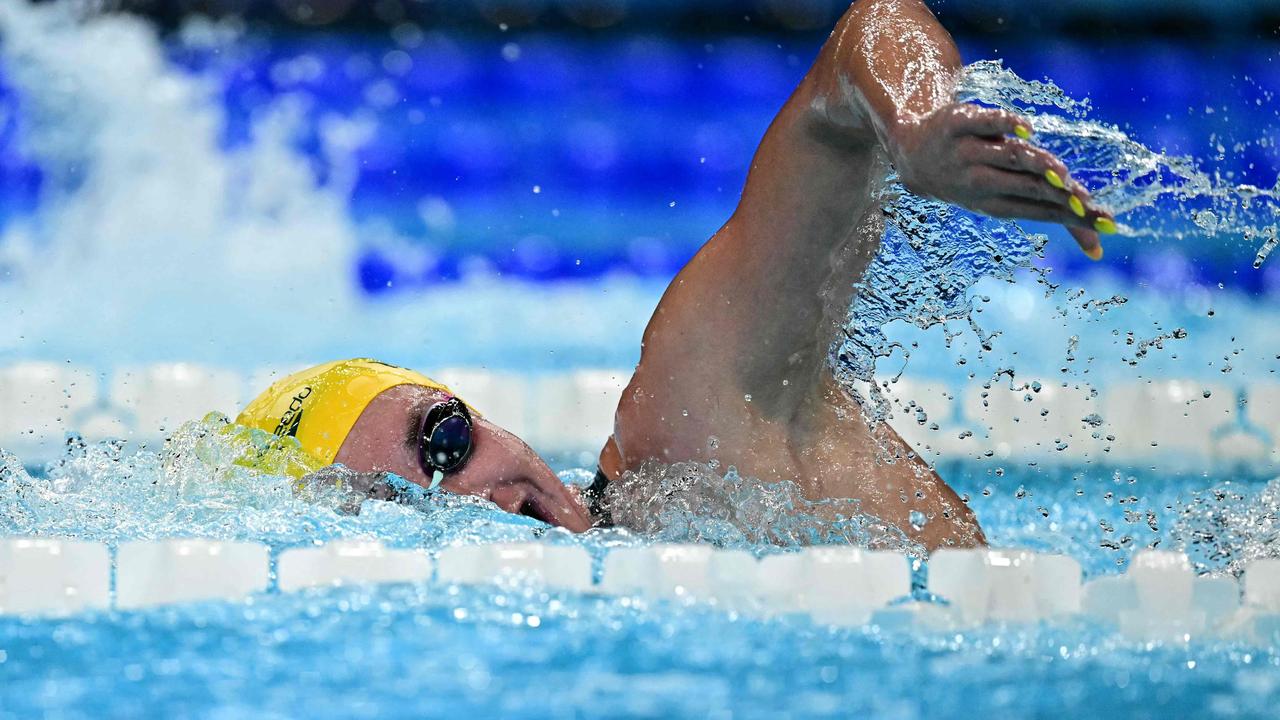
top-left (3, 1), bottom-right (1280, 717)
top-left (3, 424), bottom-right (1280, 719)
top-left (2, 456), bottom-right (1279, 719)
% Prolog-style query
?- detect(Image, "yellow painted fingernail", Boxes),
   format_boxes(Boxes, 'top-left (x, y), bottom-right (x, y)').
top-left (1069, 195), bottom-right (1085, 217)
top-left (1085, 245), bottom-right (1104, 261)
top-left (1014, 125), bottom-right (1032, 140)
top-left (1045, 170), bottom-right (1065, 190)
top-left (1094, 217), bottom-right (1117, 235)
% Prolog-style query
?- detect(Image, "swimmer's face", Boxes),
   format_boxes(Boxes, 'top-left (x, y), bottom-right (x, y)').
top-left (334, 384), bottom-right (595, 532)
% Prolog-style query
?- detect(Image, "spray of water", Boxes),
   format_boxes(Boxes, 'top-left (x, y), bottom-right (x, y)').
top-left (837, 60), bottom-right (1280, 405)
top-left (0, 0), bottom-right (658, 370)
top-left (1169, 477), bottom-right (1280, 576)
top-left (599, 459), bottom-right (920, 552)
top-left (0, 413), bottom-right (561, 549)
top-left (0, 1), bottom-right (359, 358)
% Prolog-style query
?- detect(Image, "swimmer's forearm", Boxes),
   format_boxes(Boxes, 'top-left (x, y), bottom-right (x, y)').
top-left (809, 0), bottom-right (962, 147)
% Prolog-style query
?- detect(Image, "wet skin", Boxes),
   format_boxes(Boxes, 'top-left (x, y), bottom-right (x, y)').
top-left (601, 0), bottom-right (1115, 552)
top-left (334, 384), bottom-right (594, 532)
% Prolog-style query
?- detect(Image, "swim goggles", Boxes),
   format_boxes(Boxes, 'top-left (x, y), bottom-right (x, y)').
top-left (420, 397), bottom-right (474, 489)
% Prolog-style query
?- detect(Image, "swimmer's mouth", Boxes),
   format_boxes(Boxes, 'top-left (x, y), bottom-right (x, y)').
top-left (517, 495), bottom-right (555, 526)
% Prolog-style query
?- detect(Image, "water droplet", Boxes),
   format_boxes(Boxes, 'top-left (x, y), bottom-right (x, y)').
top-left (909, 510), bottom-right (927, 531)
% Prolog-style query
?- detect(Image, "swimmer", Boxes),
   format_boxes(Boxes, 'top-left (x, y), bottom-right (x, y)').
top-left (238, 1), bottom-right (1115, 552)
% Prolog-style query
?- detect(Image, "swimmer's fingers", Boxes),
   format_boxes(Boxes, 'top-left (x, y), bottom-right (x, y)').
top-left (969, 166), bottom-right (1079, 210)
top-left (947, 106), bottom-right (1028, 140)
top-left (965, 139), bottom-right (1070, 183)
top-left (972, 166), bottom-right (1115, 224)
top-left (965, 139), bottom-right (1109, 217)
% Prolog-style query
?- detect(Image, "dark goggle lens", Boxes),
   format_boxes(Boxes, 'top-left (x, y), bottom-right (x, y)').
top-left (426, 413), bottom-right (472, 471)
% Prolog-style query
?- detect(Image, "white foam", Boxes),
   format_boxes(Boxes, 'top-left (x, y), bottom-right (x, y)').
top-left (0, 2), bottom-right (359, 364)
top-left (0, 537), bottom-right (110, 616)
top-left (116, 539), bottom-right (269, 609)
top-left (277, 541), bottom-right (432, 592)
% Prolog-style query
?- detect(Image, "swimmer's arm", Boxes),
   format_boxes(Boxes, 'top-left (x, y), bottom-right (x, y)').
top-left (808, 0), bottom-right (1111, 254)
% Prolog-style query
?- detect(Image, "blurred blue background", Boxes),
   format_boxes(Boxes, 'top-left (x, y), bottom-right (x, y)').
top-left (0, 0), bottom-right (1277, 295)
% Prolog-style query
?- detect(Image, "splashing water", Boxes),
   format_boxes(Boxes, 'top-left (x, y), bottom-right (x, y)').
top-left (599, 459), bottom-right (920, 553)
top-left (0, 414), bottom-right (573, 549)
top-left (836, 60), bottom-right (1279, 411)
top-left (0, 1), bottom-right (359, 356)
top-left (961, 60), bottom-right (1280, 243)
top-left (1170, 477), bottom-right (1280, 577)
top-left (0, 0), bottom-right (658, 371)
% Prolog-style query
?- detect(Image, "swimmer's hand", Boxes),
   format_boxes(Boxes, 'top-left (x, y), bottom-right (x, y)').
top-left (887, 104), bottom-right (1115, 260)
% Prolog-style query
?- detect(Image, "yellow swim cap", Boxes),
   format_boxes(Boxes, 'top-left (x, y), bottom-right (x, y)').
top-left (236, 359), bottom-right (455, 465)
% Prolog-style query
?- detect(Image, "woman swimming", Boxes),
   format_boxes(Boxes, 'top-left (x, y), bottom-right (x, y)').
top-left (239, 0), bottom-right (1116, 551)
